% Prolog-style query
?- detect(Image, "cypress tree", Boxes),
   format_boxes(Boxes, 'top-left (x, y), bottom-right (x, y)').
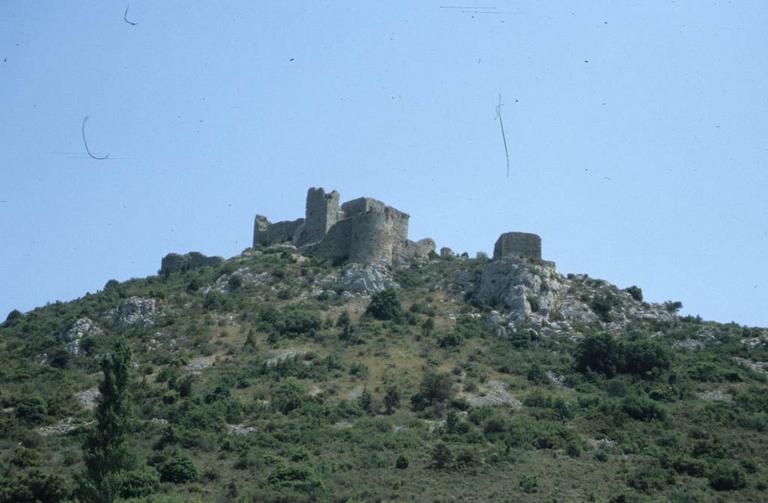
top-left (78, 340), bottom-right (134, 502)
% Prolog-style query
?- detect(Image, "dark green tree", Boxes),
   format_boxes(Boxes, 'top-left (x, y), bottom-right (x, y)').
top-left (421, 318), bottom-right (435, 338)
top-left (78, 340), bottom-right (134, 503)
top-left (383, 385), bottom-right (401, 415)
top-left (431, 442), bottom-right (453, 469)
top-left (243, 329), bottom-right (257, 353)
top-left (366, 289), bottom-right (403, 321)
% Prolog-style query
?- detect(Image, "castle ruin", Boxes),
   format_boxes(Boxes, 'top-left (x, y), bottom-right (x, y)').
top-left (253, 187), bottom-right (435, 265)
top-left (493, 232), bottom-right (542, 261)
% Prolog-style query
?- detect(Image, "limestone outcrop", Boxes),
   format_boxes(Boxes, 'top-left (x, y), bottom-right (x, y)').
top-left (59, 318), bottom-right (103, 355)
top-left (253, 187), bottom-right (433, 265)
top-left (473, 256), bottom-right (676, 337)
top-left (108, 296), bottom-right (159, 328)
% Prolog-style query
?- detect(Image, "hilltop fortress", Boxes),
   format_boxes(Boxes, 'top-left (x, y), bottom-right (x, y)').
top-left (253, 187), bottom-right (433, 265)
top-left (251, 187), bottom-right (547, 266)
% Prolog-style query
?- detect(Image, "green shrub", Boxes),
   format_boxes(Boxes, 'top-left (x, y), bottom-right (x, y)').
top-left (336, 311), bottom-right (351, 327)
top-left (4, 309), bottom-right (23, 326)
top-left (431, 442), bottom-right (453, 469)
top-left (267, 463), bottom-right (323, 491)
top-left (10, 447), bottom-right (42, 468)
top-left (438, 331), bottom-right (463, 348)
top-left (158, 451), bottom-right (198, 483)
top-left (14, 395), bottom-right (47, 425)
top-left (272, 378), bottom-right (307, 415)
top-left (519, 474), bottom-right (538, 493)
top-left (591, 293), bottom-right (619, 322)
top-left (261, 307), bottom-right (321, 339)
top-left (576, 333), bottom-right (671, 378)
top-left (119, 467), bottom-right (160, 498)
top-left (566, 442), bottom-right (582, 458)
top-left (366, 289), bottom-right (403, 321)
top-left (621, 396), bottom-right (667, 422)
top-left (526, 364), bottom-right (548, 384)
top-left (671, 455), bottom-right (707, 477)
top-left (411, 371), bottom-right (454, 410)
top-left (395, 454), bottom-right (409, 469)
top-left (624, 286), bottom-right (643, 302)
top-left (227, 275), bottom-right (243, 291)
top-left (383, 385), bottom-right (400, 415)
top-left (708, 461), bottom-right (746, 491)
top-left (186, 278), bottom-right (202, 293)
top-left (0, 469), bottom-right (70, 503)
top-left (455, 448), bottom-right (480, 468)
top-left (575, 332), bottom-right (623, 377)
top-left (627, 464), bottom-right (670, 493)
top-left (622, 339), bottom-right (671, 376)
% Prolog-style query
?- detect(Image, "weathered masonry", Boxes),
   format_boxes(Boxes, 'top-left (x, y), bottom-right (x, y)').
top-left (253, 187), bottom-right (434, 265)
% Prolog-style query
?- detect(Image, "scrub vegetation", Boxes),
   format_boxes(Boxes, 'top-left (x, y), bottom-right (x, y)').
top-left (1, 247), bottom-right (767, 501)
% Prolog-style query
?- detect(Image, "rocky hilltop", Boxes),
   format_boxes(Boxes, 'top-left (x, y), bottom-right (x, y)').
top-left (1, 188), bottom-right (767, 502)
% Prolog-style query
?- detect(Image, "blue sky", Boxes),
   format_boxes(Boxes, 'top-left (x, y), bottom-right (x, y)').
top-left (1, 1), bottom-right (766, 326)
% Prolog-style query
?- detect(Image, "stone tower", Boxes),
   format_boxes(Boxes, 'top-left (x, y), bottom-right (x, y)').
top-left (493, 232), bottom-right (542, 260)
top-left (298, 188), bottom-right (342, 246)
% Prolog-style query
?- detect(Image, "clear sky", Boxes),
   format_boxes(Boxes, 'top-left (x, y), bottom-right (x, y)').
top-left (1, 1), bottom-right (766, 326)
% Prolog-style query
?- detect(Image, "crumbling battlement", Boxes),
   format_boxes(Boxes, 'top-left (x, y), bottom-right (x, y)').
top-left (253, 187), bottom-right (432, 265)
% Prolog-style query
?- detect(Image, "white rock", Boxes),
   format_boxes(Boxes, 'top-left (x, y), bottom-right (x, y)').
top-left (458, 380), bottom-right (522, 408)
top-left (60, 318), bottom-right (103, 355)
top-left (75, 387), bottom-right (100, 411)
top-left (109, 297), bottom-right (158, 328)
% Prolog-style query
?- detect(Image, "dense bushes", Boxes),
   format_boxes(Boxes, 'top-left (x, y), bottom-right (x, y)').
top-left (708, 462), bottom-right (747, 491)
top-left (575, 332), bottom-right (671, 378)
top-left (157, 451), bottom-right (198, 483)
top-left (365, 289), bottom-right (403, 321)
top-left (272, 378), bottom-right (307, 415)
top-left (119, 468), bottom-right (160, 498)
top-left (0, 469), bottom-right (69, 503)
top-left (624, 286), bottom-right (643, 302)
top-left (411, 372), bottom-right (454, 411)
top-left (590, 293), bottom-right (620, 322)
top-left (259, 307), bottom-right (321, 339)
top-left (621, 396), bottom-right (667, 422)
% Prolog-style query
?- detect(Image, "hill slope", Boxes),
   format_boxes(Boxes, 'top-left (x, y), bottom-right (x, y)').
top-left (1, 245), bottom-right (767, 502)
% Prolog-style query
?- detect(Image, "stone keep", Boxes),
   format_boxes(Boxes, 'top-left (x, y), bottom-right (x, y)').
top-left (493, 232), bottom-right (542, 261)
top-left (253, 187), bottom-right (432, 265)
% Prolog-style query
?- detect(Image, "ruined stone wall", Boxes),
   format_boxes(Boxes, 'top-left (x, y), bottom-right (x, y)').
top-left (349, 207), bottom-right (409, 264)
top-left (302, 205), bottom-right (409, 265)
top-left (341, 197), bottom-right (386, 217)
top-left (252, 187), bottom-right (416, 266)
top-left (303, 217), bottom-right (354, 262)
top-left (299, 187), bottom-right (342, 246)
top-left (253, 216), bottom-right (304, 248)
top-left (493, 232), bottom-right (542, 260)
top-left (159, 251), bottom-right (224, 276)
